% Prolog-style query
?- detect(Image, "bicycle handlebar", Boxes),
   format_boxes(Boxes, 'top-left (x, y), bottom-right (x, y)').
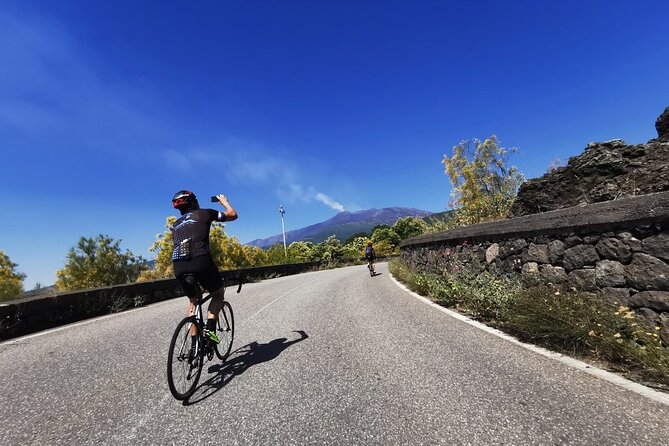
top-left (182, 273), bottom-right (244, 297)
top-left (225, 275), bottom-right (244, 294)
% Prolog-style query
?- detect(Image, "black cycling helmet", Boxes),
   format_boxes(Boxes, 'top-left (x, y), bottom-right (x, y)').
top-left (172, 190), bottom-right (199, 213)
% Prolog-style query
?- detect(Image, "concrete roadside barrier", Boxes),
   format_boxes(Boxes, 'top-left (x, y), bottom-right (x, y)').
top-left (0, 262), bottom-right (317, 341)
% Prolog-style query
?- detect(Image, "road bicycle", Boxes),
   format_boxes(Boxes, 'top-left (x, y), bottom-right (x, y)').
top-left (367, 259), bottom-right (375, 277)
top-left (166, 275), bottom-right (242, 400)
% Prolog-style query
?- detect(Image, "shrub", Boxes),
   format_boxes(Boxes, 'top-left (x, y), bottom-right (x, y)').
top-left (390, 259), bottom-right (669, 387)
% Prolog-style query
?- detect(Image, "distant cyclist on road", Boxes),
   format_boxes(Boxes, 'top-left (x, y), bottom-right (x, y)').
top-left (170, 190), bottom-right (237, 356)
top-left (365, 241), bottom-right (376, 276)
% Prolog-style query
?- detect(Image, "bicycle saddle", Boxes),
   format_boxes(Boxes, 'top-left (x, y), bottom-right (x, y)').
top-left (182, 274), bottom-right (197, 286)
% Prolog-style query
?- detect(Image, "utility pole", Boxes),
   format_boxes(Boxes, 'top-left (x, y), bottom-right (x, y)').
top-left (279, 205), bottom-right (287, 257)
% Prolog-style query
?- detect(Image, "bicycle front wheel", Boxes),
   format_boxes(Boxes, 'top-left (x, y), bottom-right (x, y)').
top-left (167, 316), bottom-right (203, 400)
top-left (215, 301), bottom-right (235, 360)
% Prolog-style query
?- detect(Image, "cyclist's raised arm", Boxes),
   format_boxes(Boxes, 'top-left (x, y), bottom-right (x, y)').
top-left (213, 194), bottom-right (238, 221)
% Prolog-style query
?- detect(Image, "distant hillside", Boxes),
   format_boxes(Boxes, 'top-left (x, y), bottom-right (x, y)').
top-left (422, 209), bottom-right (453, 224)
top-left (247, 207), bottom-right (433, 248)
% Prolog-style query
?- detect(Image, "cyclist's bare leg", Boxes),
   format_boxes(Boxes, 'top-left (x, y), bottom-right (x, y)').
top-left (187, 288), bottom-right (202, 337)
top-left (207, 286), bottom-right (226, 320)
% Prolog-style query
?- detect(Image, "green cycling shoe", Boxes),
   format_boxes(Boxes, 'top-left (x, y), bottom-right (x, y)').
top-left (204, 328), bottom-right (220, 345)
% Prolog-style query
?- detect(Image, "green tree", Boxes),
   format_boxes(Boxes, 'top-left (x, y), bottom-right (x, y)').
top-left (423, 211), bottom-right (455, 234)
top-left (344, 232), bottom-right (370, 245)
top-left (371, 226), bottom-right (401, 251)
top-left (372, 224), bottom-right (391, 233)
top-left (342, 236), bottom-right (367, 261)
top-left (371, 239), bottom-right (395, 257)
top-left (393, 217), bottom-right (428, 241)
top-left (243, 244), bottom-right (269, 267)
top-left (310, 235), bottom-right (344, 266)
top-left (138, 217), bottom-right (176, 281)
top-left (442, 136), bottom-right (524, 226)
top-left (266, 243), bottom-right (288, 265)
top-left (287, 241), bottom-right (315, 263)
top-left (209, 224), bottom-right (251, 269)
top-left (56, 235), bottom-right (147, 291)
top-left (0, 250), bottom-right (26, 301)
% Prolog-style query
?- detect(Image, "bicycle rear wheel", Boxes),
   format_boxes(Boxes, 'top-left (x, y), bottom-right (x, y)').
top-left (215, 301), bottom-right (235, 360)
top-left (167, 316), bottom-right (203, 400)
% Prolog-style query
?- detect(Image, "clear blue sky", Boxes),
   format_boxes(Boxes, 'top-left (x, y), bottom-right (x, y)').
top-left (2, 1), bottom-right (668, 288)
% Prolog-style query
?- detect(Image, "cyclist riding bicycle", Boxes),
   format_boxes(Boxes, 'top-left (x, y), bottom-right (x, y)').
top-left (365, 241), bottom-right (376, 275)
top-left (170, 190), bottom-right (237, 358)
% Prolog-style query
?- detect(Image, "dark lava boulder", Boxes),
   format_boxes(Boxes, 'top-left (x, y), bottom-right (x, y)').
top-left (656, 106), bottom-right (669, 141)
top-left (511, 107), bottom-right (669, 217)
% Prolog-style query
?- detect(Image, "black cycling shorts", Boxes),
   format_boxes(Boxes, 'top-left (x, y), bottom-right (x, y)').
top-left (173, 255), bottom-right (224, 297)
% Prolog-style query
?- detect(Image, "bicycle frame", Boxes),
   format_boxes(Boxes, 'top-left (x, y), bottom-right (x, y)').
top-left (167, 276), bottom-right (242, 400)
top-left (188, 276), bottom-right (241, 326)
top-left (186, 277), bottom-right (241, 349)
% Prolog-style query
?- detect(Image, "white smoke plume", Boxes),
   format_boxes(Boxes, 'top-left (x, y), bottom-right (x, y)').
top-left (315, 192), bottom-right (345, 212)
top-left (164, 138), bottom-right (346, 212)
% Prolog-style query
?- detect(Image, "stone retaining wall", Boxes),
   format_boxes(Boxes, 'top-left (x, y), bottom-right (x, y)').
top-left (400, 191), bottom-right (669, 339)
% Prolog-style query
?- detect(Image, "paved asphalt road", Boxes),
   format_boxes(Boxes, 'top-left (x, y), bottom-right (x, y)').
top-left (1, 263), bottom-right (668, 445)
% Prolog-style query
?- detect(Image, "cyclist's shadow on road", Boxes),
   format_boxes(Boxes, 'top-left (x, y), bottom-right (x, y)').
top-left (184, 330), bottom-right (309, 406)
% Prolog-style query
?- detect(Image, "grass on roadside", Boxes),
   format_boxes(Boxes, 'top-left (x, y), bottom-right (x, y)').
top-left (389, 259), bottom-right (669, 388)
